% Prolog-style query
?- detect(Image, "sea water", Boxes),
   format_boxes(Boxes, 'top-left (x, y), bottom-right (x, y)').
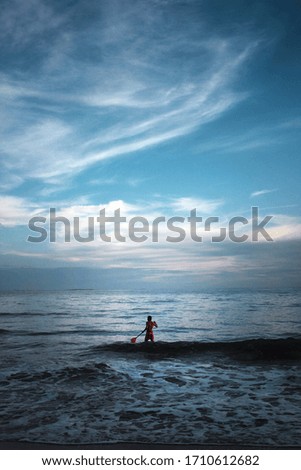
top-left (0, 289), bottom-right (301, 447)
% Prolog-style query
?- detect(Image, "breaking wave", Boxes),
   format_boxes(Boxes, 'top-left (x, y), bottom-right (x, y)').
top-left (93, 337), bottom-right (301, 361)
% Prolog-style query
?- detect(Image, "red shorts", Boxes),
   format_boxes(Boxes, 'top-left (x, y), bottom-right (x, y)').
top-left (145, 332), bottom-right (154, 342)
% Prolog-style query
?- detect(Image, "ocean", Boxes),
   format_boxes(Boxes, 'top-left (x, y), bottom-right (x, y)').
top-left (0, 289), bottom-right (301, 448)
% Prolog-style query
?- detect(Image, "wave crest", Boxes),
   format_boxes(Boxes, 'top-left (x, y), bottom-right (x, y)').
top-left (94, 338), bottom-right (301, 361)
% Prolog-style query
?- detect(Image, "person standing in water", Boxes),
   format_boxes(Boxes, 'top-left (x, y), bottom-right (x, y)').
top-left (144, 315), bottom-right (158, 342)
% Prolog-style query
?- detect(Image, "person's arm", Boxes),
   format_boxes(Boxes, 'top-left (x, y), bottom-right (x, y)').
top-left (154, 321), bottom-right (158, 328)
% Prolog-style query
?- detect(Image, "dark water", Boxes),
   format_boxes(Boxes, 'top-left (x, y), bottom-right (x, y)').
top-left (0, 290), bottom-right (301, 447)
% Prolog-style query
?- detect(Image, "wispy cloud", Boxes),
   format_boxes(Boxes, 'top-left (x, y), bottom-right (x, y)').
top-left (196, 127), bottom-right (280, 155)
top-left (169, 197), bottom-right (223, 213)
top-left (0, 0), bottom-right (259, 188)
top-left (0, 0), bottom-right (65, 47)
top-left (0, 196), bottom-right (40, 227)
top-left (250, 189), bottom-right (277, 198)
top-left (278, 118), bottom-right (301, 129)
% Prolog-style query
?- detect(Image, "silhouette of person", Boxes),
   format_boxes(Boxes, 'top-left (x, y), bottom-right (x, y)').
top-left (144, 315), bottom-right (158, 342)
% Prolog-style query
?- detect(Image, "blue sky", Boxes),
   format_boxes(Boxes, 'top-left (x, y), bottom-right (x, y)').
top-left (0, 0), bottom-right (301, 290)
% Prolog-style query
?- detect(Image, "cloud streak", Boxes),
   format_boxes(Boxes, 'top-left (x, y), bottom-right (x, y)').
top-left (250, 189), bottom-right (277, 198)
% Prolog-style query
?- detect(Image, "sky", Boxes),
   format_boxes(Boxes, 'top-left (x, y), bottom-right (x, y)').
top-left (0, 0), bottom-right (301, 291)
